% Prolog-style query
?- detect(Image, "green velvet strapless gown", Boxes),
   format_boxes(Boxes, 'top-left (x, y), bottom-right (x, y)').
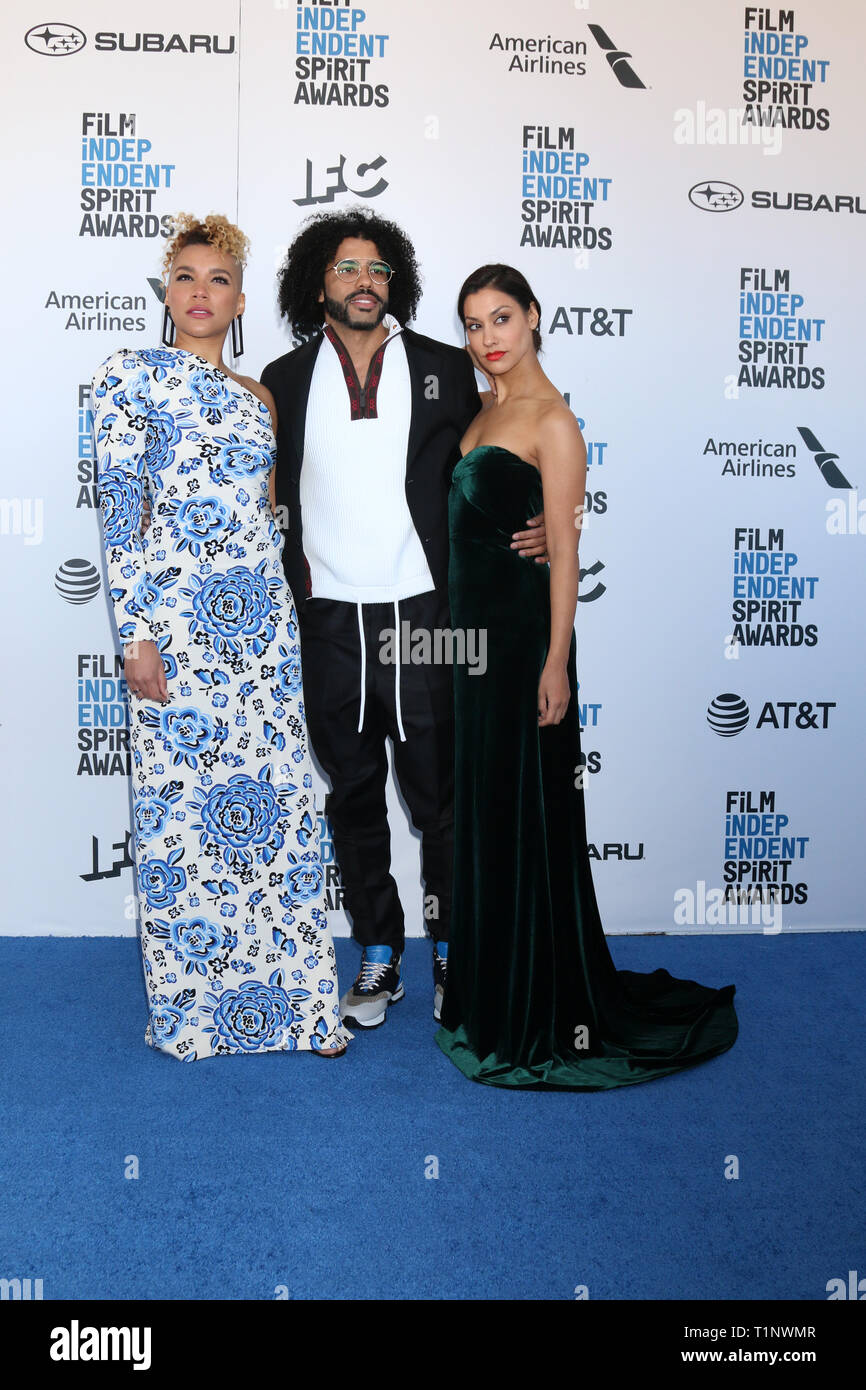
top-left (435, 446), bottom-right (738, 1089)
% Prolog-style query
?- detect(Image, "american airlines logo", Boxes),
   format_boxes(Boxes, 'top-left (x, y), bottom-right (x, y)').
top-left (588, 25), bottom-right (646, 89)
top-left (796, 428), bottom-right (852, 489)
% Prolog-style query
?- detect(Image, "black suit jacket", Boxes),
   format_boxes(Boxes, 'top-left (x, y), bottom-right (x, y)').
top-left (261, 326), bottom-right (480, 613)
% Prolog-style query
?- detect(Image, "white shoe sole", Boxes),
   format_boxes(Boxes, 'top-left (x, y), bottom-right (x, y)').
top-left (342, 982), bottom-right (405, 1029)
top-left (433, 983), bottom-right (444, 1022)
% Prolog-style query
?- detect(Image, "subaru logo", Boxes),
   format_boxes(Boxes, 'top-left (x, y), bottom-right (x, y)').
top-left (25, 23), bottom-right (86, 56)
top-left (689, 181), bottom-right (744, 212)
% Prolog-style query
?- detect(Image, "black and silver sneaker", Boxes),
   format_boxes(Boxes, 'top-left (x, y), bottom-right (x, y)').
top-left (340, 946), bottom-right (404, 1029)
top-left (432, 944), bottom-right (447, 1022)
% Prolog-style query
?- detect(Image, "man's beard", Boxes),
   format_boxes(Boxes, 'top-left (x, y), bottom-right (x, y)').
top-left (323, 290), bottom-right (387, 332)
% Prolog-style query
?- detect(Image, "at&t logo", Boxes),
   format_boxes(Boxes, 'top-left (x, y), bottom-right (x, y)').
top-left (708, 694), bottom-right (836, 735)
top-left (55, 558), bottom-right (101, 604)
top-left (708, 693), bottom-right (749, 736)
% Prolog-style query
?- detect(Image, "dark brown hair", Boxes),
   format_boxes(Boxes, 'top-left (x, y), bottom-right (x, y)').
top-left (457, 263), bottom-right (542, 352)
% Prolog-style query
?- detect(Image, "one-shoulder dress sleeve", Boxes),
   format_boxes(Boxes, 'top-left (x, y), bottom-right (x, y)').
top-left (91, 348), bottom-right (160, 645)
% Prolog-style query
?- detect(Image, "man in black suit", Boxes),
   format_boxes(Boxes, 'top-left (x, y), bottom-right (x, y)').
top-left (261, 209), bottom-right (545, 1029)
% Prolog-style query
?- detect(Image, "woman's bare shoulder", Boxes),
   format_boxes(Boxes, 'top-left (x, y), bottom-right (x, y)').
top-left (536, 398), bottom-right (586, 456)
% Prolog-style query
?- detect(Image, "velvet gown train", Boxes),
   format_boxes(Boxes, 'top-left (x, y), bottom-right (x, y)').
top-left (435, 445), bottom-right (738, 1089)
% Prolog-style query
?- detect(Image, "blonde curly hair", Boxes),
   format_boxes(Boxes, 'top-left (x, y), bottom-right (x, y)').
top-left (162, 213), bottom-right (250, 279)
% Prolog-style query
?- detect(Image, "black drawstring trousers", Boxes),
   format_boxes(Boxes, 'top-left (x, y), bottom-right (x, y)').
top-left (298, 588), bottom-right (455, 953)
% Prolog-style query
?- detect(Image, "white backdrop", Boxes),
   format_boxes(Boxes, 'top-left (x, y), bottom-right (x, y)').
top-left (1, 0), bottom-right (863, 938)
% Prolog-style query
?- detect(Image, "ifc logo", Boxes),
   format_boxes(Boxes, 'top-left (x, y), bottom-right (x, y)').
top-left (25, 23), bottom-right (86, 56)
top-left (707, 693), bottom-right (749, 736)
top-left (688, 181), bottom-right (744, 212)
top-left (55, 558), bottom-right (100, 604)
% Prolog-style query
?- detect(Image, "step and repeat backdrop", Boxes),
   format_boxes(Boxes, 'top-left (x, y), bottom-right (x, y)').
top-left (1, 0), bottom-right (863, 938)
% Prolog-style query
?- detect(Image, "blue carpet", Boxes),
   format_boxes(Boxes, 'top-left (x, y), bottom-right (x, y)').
top-left (1, 934), bottom-right (863, 1300)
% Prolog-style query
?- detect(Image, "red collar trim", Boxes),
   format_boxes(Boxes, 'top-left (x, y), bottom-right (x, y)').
top-left (324, 325), bottom-right (392, 420)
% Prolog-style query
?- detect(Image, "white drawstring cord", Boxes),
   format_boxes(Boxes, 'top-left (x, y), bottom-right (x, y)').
top-left (356, 598), bottom-right (407, 742)
top-left (393, 597), bottom-right (406, 742)
top-left (356, 602), bottom-right (367, 734)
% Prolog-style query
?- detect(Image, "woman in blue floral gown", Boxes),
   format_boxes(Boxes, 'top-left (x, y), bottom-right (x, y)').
top-left (91, 213), bottom-right (351, 1060)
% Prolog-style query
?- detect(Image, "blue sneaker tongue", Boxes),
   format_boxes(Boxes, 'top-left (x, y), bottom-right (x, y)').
top-left (436, 941), bottom-right (448, 960)
top-left (365, 945), bottom-right (393, 964)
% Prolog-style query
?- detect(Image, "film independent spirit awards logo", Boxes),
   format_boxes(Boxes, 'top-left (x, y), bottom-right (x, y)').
top-left (25, 23), bottom-right (86, 55)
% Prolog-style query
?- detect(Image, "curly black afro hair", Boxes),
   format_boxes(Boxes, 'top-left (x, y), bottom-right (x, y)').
top-left (277, 207), bottom-right (423, 342)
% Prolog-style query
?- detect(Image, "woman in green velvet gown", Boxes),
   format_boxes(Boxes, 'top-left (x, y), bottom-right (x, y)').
top-left (435, 264), bottom-right (738, 1089)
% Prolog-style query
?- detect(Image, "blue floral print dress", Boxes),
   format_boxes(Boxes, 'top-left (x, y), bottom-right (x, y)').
top-left (91, 346), bottom-right (350, 1061)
